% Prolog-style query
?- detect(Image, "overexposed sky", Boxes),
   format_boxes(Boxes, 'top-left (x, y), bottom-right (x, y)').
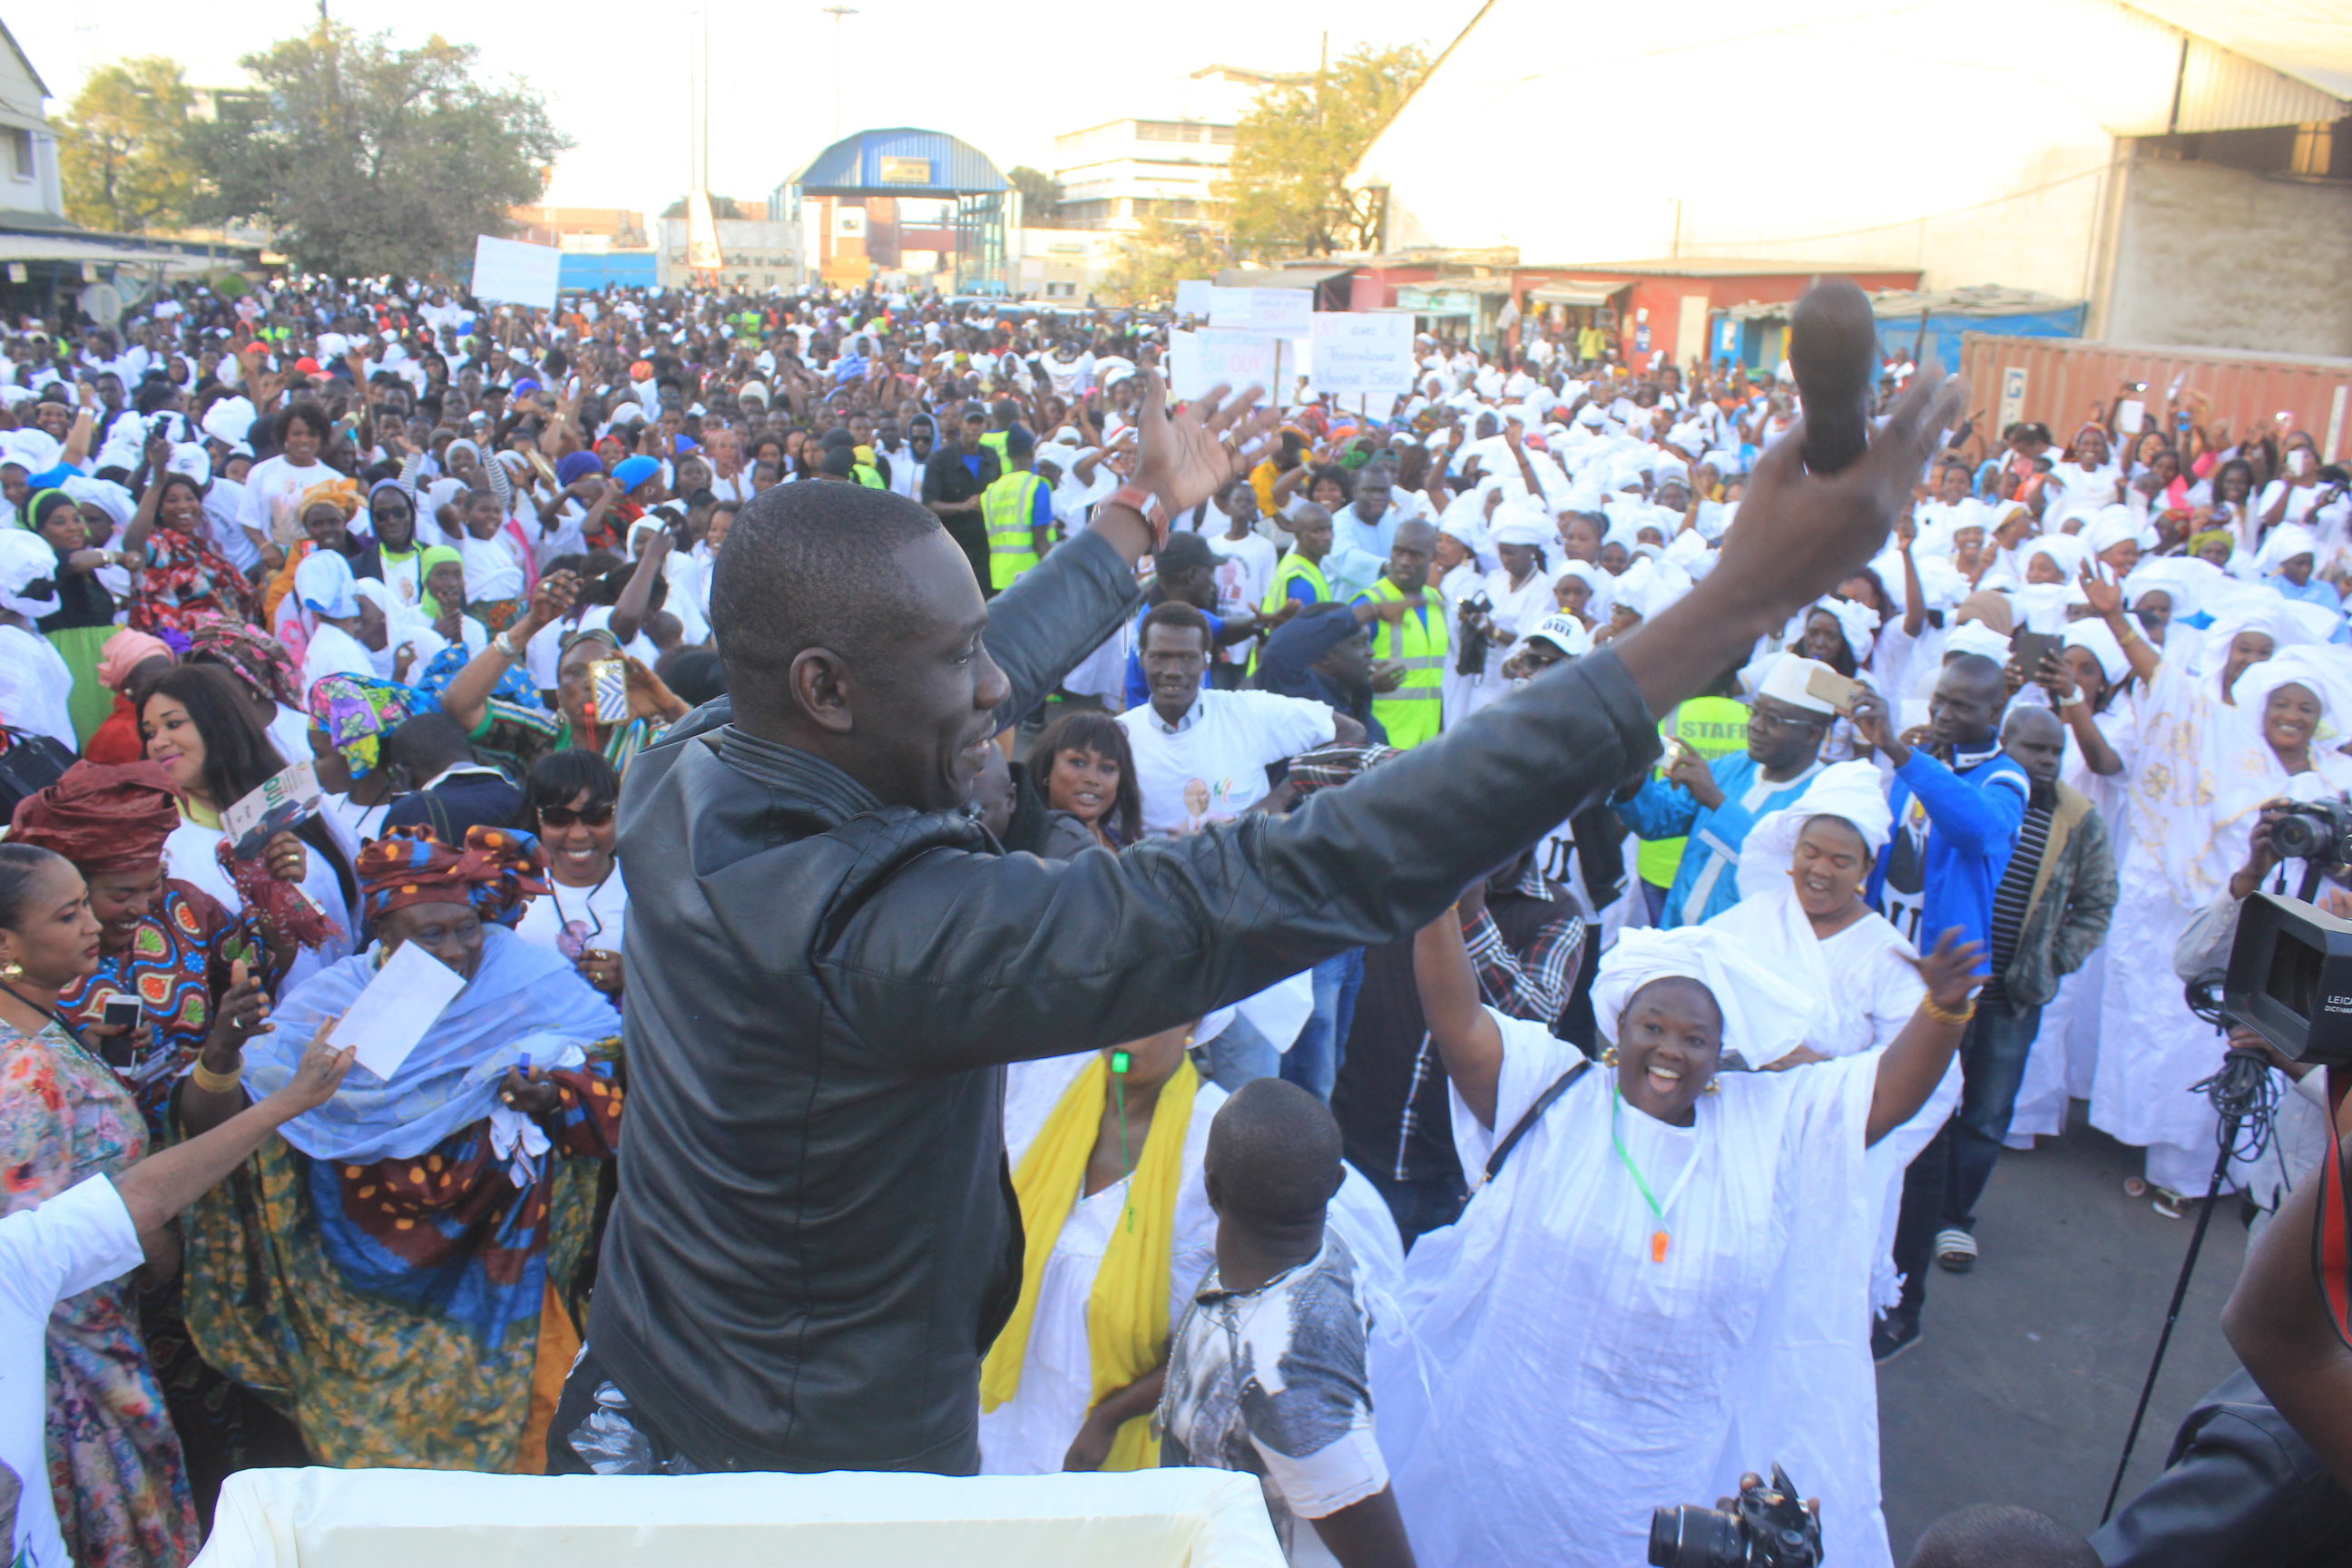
top-left (16, 2), bottom-right (1468, 220)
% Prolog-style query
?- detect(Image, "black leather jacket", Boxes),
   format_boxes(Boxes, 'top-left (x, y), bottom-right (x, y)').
top-left (588, 526), bottom-right (1661, 1474)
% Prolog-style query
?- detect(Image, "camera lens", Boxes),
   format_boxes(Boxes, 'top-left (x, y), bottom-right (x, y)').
top-left (2273, 810), bottom-right (2322, 863)
top-left (1649, 1504), bottom-right (1747, 1567)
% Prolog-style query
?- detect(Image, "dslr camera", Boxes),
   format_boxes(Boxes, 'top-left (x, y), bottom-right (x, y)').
top-left (1650, 1466), bottom-right (1821, 1567)
top-left (2269, 798), bottom-right (2352, 872)
top-left (1455, 591), bottom-right (1494, 678)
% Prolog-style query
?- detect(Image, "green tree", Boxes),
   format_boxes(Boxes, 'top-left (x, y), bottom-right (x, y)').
top-left (1100, 217), bottom-right (1226, 308)
top-left (1005, 165), bottom-right (1062, 224)
top-left (59, 56), bottom-right (201, 233)
top-left (187, 23), bottom-right (573, 279)
top-left (1223, 41), bottom-right (1429, 259)
top-left (661, 195), bottom-right (745, 219)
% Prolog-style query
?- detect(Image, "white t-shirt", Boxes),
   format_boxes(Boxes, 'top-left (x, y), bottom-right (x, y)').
top-left (1, 1176), bottom-right (144, 1568)
top-left (1208, 531), bottom-right (1278, 665)
top-left (1117, 690), bottom-right (1336, 838)
top-left (299, 622), bottom-right (374, 695)
top-left (0, 625), bottom-right (76, 751)
top-left (513, 867), bottom-right (629, 959)
top-left (239, 453), bottom-right (332, 552)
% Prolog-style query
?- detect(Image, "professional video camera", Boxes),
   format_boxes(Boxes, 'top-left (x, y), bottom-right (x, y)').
top-left (2220, 889), bottom-right (2352, 1068)
top-left (1454, 591), bottom-right (1494, 678)
top-left (1649, 1465), bottom-right (1821, 1567)
top-left (2268, 799), bottom-right (2352, 875)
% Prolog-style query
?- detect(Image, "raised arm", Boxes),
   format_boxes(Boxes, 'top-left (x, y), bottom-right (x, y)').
top-left (438, 569), bottom-right (576, 734)
top-left (608, 529), bottom-right (671, 645)
top-left (125, 1025), bottom-right (350, 1244)
top-left (1866, 928), bottom-right (1983, 1144)
top-left (1413, 904), bottom-right (1504, 1129)
top-left (2079, 564), bottom-right (2161, 686)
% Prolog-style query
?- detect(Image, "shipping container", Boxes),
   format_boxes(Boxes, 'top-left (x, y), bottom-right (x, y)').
top-left (1958, 333), bottom-right (2352, 464)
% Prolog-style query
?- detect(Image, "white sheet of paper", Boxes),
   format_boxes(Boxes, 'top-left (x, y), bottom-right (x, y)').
top-left (2115, 397), bottom-right (2145, 435)
top-left (329, 940), bottom-right (469, 1083)
top-left (1310, 312), bottom-right (1417, 396)
top-left (1172, 279), bottom-right (1218, 318)
top-left (471, 235), bottom-right (561, 311)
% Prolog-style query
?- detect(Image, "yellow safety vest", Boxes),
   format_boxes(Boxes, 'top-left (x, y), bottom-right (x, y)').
top-left (1264, 551), bottom-right (1329, 612)
top-left (983, 470), bottom-right (1048, 589)
top-left (1636, 696), bottom-right (1749, 889)
top-left (1367, 577), bottom-right (1449, 750)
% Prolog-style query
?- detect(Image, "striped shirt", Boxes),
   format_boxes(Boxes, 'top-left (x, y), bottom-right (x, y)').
top-left (1981, 795), bottom-right (2053, 1005)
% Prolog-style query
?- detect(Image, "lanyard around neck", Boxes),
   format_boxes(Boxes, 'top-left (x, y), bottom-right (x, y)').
top-left (1610, 1084), bottom-right (1703, 1262)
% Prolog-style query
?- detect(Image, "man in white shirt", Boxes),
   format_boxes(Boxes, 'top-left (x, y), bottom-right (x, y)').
top-left (1207, 481), bottom-right (1279, 674)
top-left (1117, 602), bottom-right (1357, 838)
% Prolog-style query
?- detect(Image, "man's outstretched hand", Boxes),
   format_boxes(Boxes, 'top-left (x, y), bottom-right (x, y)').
top-left (1130, 370), bottom-right (1280, 524)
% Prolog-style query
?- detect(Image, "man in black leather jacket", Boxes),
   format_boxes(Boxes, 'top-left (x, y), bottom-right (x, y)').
top-left (554, 368), bottom-right (1964, 1476)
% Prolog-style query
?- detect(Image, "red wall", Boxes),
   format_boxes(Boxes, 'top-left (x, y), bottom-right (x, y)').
top-left (1511, 267), bottom-right (1922, 369)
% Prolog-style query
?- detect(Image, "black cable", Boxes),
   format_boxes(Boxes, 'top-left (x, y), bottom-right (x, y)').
top-left (2101, 981), bottom-right (2278, 1524)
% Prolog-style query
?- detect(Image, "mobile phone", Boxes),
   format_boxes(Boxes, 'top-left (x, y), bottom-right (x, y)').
top-left (1803, 664), bottom-right (1865, 714)
top-left (589, 659), bottom-right (631, 724)
top-left (2291, 448), bottom-right (2313, 476)
top-left (102, 997), bottom-right (140, 1032)
top-left (2008, 629), bottom-right (2063, 679)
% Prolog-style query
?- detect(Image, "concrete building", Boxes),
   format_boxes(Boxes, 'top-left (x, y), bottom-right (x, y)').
top-left (1047, 64), bottom-right (1283, 231)
top-left (655, 218), bottom-right (801, 291)
top-left (1350, 0), bottom-right (2352, 356)
top-left (0, 21), bottom-right (63, 229)
top-left (509, 206), bottom-right (648, 251)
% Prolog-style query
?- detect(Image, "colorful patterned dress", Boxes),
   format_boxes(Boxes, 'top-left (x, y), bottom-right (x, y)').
top-left (128, 527), bottom-right (262, 636)
top-left (180, 931), bottom-right (625, 1474)
top-left (54, 881), bottom-right (296, 1526)
top-left (0, 1019), bottom-right (201, 1568)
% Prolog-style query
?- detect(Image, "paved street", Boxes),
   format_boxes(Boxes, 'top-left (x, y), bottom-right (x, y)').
top-left (1877, 1106), bottom-right (2250, 1558)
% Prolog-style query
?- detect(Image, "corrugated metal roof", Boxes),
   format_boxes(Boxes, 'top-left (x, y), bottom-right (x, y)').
top-left (1867, 284), bottom-right (2085, 316)
top-left (788, 128), bottom-right (1006, 197)
top-left (2125, 0), bottom-right (2352, 102)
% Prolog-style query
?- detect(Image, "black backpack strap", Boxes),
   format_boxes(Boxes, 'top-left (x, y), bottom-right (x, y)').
top-left (1484, 1057), bottom-right (1593, 1183)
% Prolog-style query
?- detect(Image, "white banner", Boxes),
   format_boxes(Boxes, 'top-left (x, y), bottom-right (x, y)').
top-left (1308, 312), bottom-right (1416, 397)
top-left (470, 235), bottom-right (560, 311)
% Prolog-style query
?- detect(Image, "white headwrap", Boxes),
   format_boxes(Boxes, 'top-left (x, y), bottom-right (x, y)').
top-left (1808, 597), bottom-right (1880, 663)
top-left (200, 397), bottom-right (257, 446)
top-left (295, 548), bottom-right (360, 620)
top-left (1489, 503), bottom-right (1553, 550)
top-left (2255, 522), bottom-right (2322, 577)
top-left (1, 428), bottom-right (59, 474)
top-left (60, 476), bottom-right (134, 531)
top-left (2061, 619), bottom-right (2131, 688)
top-left (1591, 926), bottom-right (1821, 1070)
top-left (2122, 557), bottom-right (2215, 622)
top-left (2084, 505), bottom-right (2148, 557)
top-left (1732, 760), bottom-right (1895, 903)
top-left (0, 529), bottom-right (59, 619)
top-left (1945, 622), bottom-right (2015, 664)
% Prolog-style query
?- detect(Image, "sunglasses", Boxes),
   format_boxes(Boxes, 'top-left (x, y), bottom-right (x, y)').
top-left (538, 801), bottom-right (615, 828)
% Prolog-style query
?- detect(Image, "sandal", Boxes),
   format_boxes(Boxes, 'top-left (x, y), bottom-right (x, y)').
top-left (2151, 1187), bottom-right (2189, 1220)
top-left (1934, 1228), bottom-right (1977, 1273)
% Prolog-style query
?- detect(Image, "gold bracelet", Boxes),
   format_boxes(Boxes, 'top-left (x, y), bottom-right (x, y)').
top-left (1919, 994), bottom-right (1976, 1028)
top-left (190, 1058), bottom-right (242, 1094)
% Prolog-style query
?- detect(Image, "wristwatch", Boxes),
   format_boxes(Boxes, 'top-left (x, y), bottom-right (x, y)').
top-left (1104, 484), bottom-right (1171, 550)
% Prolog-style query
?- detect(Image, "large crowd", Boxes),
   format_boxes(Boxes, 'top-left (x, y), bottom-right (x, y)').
top-left (1, 271), bottom-right (2348, 1568)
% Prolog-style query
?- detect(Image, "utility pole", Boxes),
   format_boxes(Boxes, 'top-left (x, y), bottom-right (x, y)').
top-left (822, 6), bottom-right (859, 141)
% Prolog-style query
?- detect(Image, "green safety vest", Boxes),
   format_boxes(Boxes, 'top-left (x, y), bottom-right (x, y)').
top-left (982, 470), bottom-right (1048, 589)
top-left (854, 463), bottom-right (884, 489)
top-left (979, 430), bottom-right (1010, 463)
top-left (1367, 577), bottom-right (1449, 750)
top-left (1635, 696), bottom-right (1749, 888)
top-left (1264, 551), bottom-right (1329, 612)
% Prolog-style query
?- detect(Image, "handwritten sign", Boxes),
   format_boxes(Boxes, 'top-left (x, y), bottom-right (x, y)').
top-left (1210, 287), bottom-right (1312, 338)
top-left (1308, 312), bottom-right (1417, 397)
top-left (1170, 329), bottom-right (1277, 401)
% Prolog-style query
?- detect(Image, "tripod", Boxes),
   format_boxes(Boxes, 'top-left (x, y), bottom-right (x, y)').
top-left (2098, 970), bottom-right (2279, 1524)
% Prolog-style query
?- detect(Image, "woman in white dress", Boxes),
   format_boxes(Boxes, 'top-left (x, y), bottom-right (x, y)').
top-left (1379, 913), bottom-right (1980, 1568)
top-left (978, 1018), bottom-right (1400, 1475)
top-left (2095, 636), bottom-right (2352, 1207)
top-left (1705, 762), bottom-right (1950, 1313)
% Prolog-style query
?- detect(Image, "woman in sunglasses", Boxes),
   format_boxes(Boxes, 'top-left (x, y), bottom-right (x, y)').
top-left (511, 749), bottom-right (625, 996)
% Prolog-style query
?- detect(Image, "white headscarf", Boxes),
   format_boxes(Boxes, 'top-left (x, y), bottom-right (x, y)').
top-left (1592, 926), bottom-right (1821, 1071)
top-left (295, 548), bottom-right (360, 620)
top-left (2255, 522), bottom-right (2322, 578)
top-left (2062, 619), bottom-right (2131, 688)
top-left (0, 529), bottom-right (59, 619)
top-left (1808, 597), bottom-right (1880, 664)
